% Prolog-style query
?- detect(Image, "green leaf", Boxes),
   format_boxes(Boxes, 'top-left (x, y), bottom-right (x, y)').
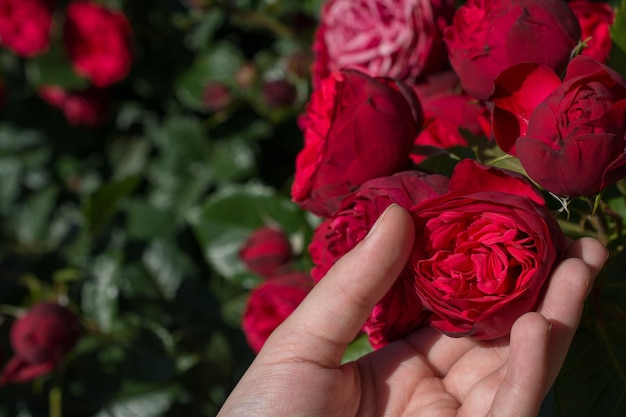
top-left (142, 239), bottom-right (193, 301)
top-left (93, 390), bottom-right (174, 417)
top-left (209, 138), bottom-right (257, 183)
top-left (188, 183), bottom-right (307, 277)
top-left (25, 44), bottom-right (89, 90)
top-left (83, 176), bottom-right (140, 234)
top-left (13, 184), bottom-right (60, 246)
top-left (82, 254), bottom-right (121, 333)
top-left (185, 8), bottom-right (226, 51)
top-left (125, 199), bottom-right (177, 240)
top-left (342, 333), bottom-right (374, 364)
top-left (610, 1), bottom-right (626, 74)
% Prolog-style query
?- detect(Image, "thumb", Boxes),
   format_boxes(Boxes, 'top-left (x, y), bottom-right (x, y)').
top-left (263, 204), bottom-right (415, 368)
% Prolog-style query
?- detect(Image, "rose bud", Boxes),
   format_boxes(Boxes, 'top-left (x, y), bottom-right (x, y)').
top-left (242, 271), bottom-right (314, 353)
top-left (491, 56), bottom-right (626, 197)
top-left (239, 227), bottom-right (293, 278)
top-left (0, 0), bottom-right (53, 57)
top-left (408, 159), bottom-right (566, 340)
top-left (309, 171), bottom-right (449, 347)
top-left (63, 1), bottom-right (133, 87)
top-left (411, 71), bottom-right (490, 163)
top-left (444, 0), bottom-right (581, 100)
top-left (261, 79), bottom-right (297, 109)
top-left (38, 86), bottom-right (110, 127)
top-left (0, 302), bottom-right (81, 385)
top-left (202, 83), bottom-right (232, 112)
top-left (312, 0), bottom-right (455, 88)
top-left (291, 69), bottom-right (423, 217)
top-left (568, 0), bottom-right (614, 64)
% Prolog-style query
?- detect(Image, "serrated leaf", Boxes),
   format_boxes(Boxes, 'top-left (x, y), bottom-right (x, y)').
top-left (82, 255), bottom-right (120, 333)
top-left (83, 176), bottom-right (140, 234)
top-left (188, 184), bottom-right (307, 277)
top-left (93, 390), bottom-right (174, 417)
top-left (142, 239), bottom-right (192, 301)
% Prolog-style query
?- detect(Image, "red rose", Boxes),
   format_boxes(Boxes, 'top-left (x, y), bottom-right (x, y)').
top-left (569, 0), bottom-right (614, 63)
top-left (0, 0), bottom-right (53, 57)
top-left (408, 159), bottom-right (566, 339)
top-left (38, 85), bottom-right (110, 126)
top-left (202, 83), bottom-right (232, 112)
top-left (312, 0), bottom-right (455, 88)
top-left (309, 171), bottom-right (448, 347)
top-left (242, 271), bottom-right (314, 353)
top-left (291, 69), bottom-right (423, 217)
top-left (443, 0), bottom-right (581, 100)
top-left (492, 56), bottom-right (626, 197)
top-left (63, 1), bottom-right (132, 87)
top-left (239, 227), bottom-right (293, 278)
top-left (0, 302), bottom-right (81, 385)
top-left (411, 71), bottom-right (490, 163)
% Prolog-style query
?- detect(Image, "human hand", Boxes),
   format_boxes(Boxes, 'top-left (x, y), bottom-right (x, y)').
top-left (217, 204), bottom-right (607, 417)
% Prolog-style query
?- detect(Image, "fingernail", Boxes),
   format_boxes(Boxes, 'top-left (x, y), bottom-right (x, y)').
top-left (365, 204), bottom-right (397, 240)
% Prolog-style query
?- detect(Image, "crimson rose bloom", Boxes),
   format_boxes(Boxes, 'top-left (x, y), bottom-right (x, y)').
top-left (239, 226), bottom-right (293, 278)
top-left (492, 56), bottom-right (626, 197)
top-left (242, 271), bottom-right (314, 353)
top-left (444, 0), bottom-right (581, 100)
top-left (0, 303), bottom-right (81, 385)
top-left (569, 0), bottom-right (614, 63)
top-left (309, 171), bottom-right (449, 347)
top-left (408, 159), bottom-right (566, 340)
top-left (39, 85), bottom-right (110, 126)
top-left (312, 0), bottom-right (455, 88)
top-left (0, 0), bottom-right (53, 57)
top-left (291, 69), bottom-right (423, 217)
top-left (63, 1), bottom-right (132, 87)
top-left (411, 71), bottom-right (490, 163)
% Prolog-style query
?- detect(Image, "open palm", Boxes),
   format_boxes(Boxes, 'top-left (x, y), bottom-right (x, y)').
top-left (218, 205), bottom-right (606, 417)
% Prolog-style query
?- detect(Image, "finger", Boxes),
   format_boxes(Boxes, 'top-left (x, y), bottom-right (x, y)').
top-left (537, 237), bottom-right (607, 385)
top-left (265, 204), bottom-right (415, 367)
top-left (486, 312), bottom-right (551, 417)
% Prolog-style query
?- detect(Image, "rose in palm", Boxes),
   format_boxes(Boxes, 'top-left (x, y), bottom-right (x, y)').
top-left (311, 0), bottom-right (455, 88)
top-left (492, 56), bottom-right (626, 197)
top-left (309, 171), bottom-right (449, 347)
top-left (408, 159), bottom-right (566, 340)
top-left (291, 69), bottom-right (422, 217)
top-left (443, 0), bottom-right (580, 100)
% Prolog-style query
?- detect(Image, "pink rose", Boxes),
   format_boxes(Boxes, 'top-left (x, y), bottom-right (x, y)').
top-left (0, 0), bottom-right (53, 57)
top-left (309, 171), bottom-right (449, 347)
top-left (444, 0), bottom-right (581, 100)
top-left (291, 69), bottom-right (422, 217)
top-left (312, 0), bottom-right (455, 88)
top-left (38, 85), bottom-right (110, 126)
top-left (0, 303), bottom-right (81, 385)
top-left (63, 1), bottom-right (132, 87)
top-left (242, 271), bottom-right (314, 353)
top-left (492, 56), bottom-right (626, 197)
top-left (408, 159), bottom-right (566, 339)
top-left (239, 227), bottom-right (293, 278)
top-left (568, 0), bottom-right (614, 63)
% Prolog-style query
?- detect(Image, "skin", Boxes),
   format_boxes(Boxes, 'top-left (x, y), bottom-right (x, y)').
top-left (218, 204), bottom-right (607, 417)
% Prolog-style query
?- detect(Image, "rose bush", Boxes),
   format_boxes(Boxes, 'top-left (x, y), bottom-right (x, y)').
top-left (238, 226), bottom-right (293, 278)
top-left (443, 0), bottom-right (581, 100)
top-left (241, 271), bottom-right (314, 353)
top-left (491, 55), bottom-right (626, 197)
top-left (291, 69), bottom-right (422, 217)
top-left (63, 1), bottom-right (133, 87)
top-left (568, 0), bottom-right (614, 63)
top-left (0, 303), bottom-right (81, 385)
top-left (311, 0), bottom-right (455, 88)
top-left (407, 159), bottom-right (566, 339)
top-left (0, 0), bottom-right (53, 57)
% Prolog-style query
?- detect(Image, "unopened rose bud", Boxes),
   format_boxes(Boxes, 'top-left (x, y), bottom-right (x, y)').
top-left (202, 83), bottom-right (232, 112)
top-left (239, 227), bottom-right (293, 278)
top-left (261, 79), bottom-right (297, 109)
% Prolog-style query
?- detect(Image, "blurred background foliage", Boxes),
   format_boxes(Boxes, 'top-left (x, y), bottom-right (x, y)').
top-left (0, 0), bottom-right (324, 415)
